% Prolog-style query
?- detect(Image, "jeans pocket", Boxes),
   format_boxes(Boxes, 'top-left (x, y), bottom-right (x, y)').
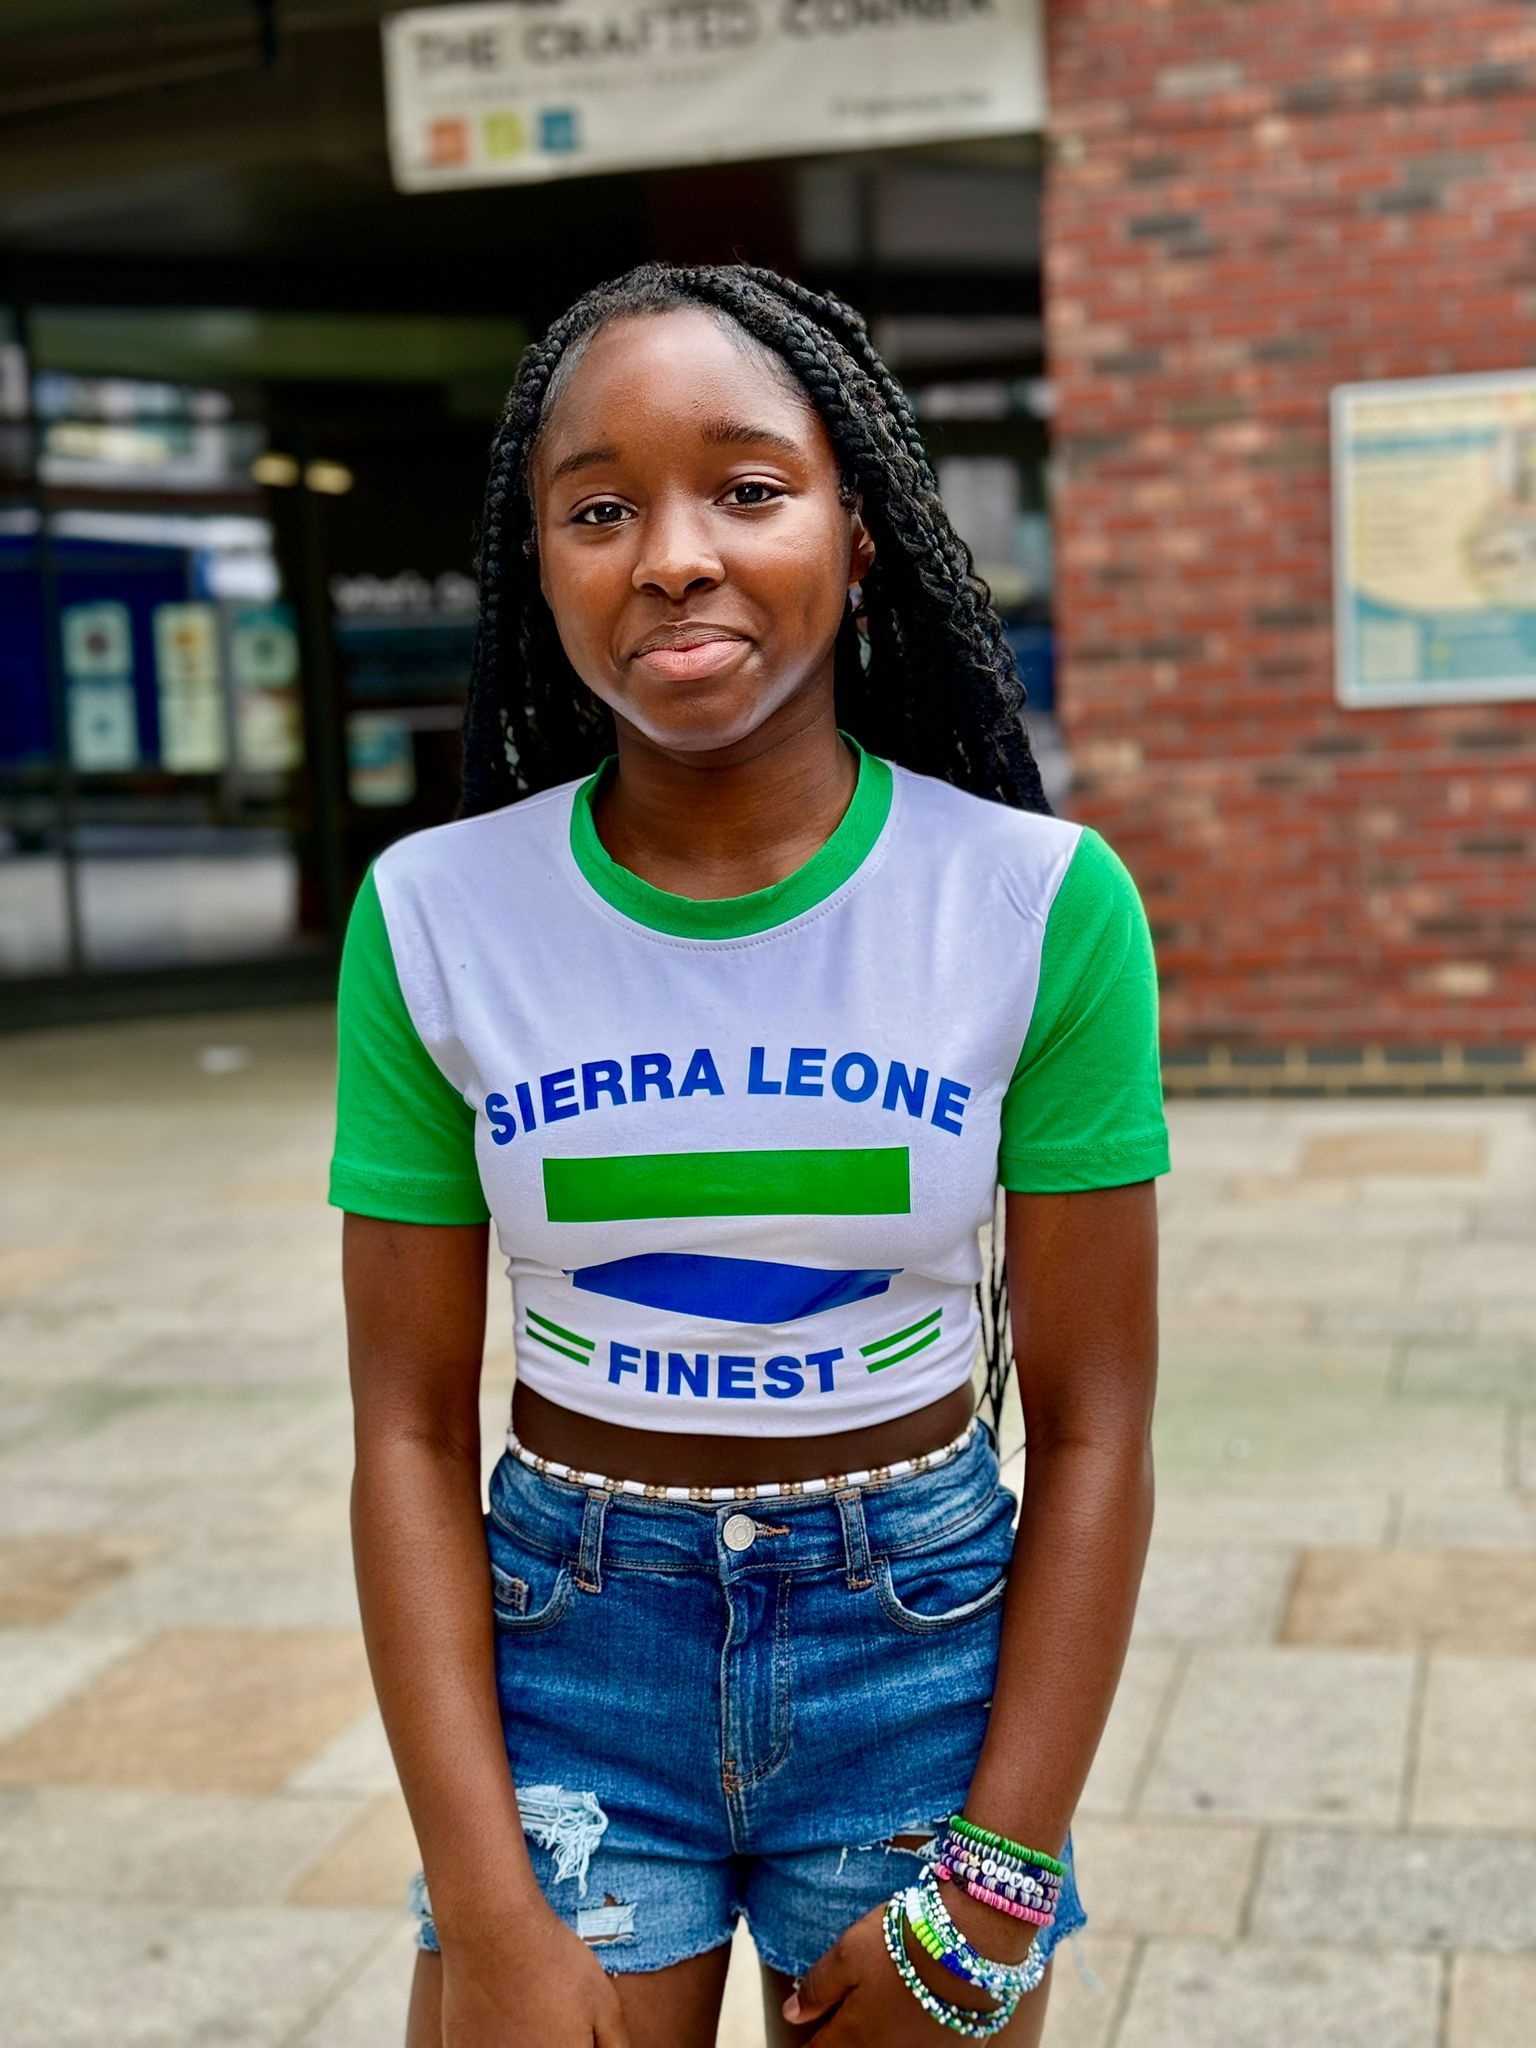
top-left (484, 1510), bottom-right (575, 1633)
top-left (872, 1494), bottom-right (1015, 1635)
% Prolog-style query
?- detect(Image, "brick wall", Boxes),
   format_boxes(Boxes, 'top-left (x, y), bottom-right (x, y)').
top-left (1042, 1), bottom-right (1536, 1058)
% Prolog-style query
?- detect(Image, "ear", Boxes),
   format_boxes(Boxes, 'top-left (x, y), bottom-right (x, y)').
top-left (527, 526), bottom-right (548, 604)
top-left (848, 507), bottom-right (876, 588)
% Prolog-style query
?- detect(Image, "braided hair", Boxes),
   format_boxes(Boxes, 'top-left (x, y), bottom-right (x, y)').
top-left (456, 260), bottom-right (1054, 1442)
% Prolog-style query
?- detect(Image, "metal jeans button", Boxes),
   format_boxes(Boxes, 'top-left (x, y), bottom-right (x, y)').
top-left (722, 1512), bottom-right (757, 1552)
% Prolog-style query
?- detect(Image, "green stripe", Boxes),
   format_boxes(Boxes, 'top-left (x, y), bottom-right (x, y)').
top-left (526, 1306), bottom-right (594, 1352)
top-left (860, 1307), bottom-right (942, 1358)
top-left (570, 732), bottom-right (893, 940)
top-left (543, 1147), bottom-right (910, 1223)
top-left (525, 1327), bottom-right (593, 1368)
top-left (864, 1326), bottom-right (942, 1373)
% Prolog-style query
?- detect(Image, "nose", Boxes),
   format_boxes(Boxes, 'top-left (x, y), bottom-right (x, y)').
top-left (632, 496), bottom-right (724, 601)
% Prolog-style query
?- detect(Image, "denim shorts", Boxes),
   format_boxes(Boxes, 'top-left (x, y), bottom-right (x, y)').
top-left (408, 1418), bottom-right (1087, 1977)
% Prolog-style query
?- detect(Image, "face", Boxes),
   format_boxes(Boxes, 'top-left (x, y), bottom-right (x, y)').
top-left (529, 306), bottom-right (875, 758)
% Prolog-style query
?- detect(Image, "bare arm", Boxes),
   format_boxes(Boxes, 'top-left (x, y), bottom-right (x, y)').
top-left (342, 1212), bottom-right (551, 1944)
top-left (951, 1179), bottom-right (1159, 1950)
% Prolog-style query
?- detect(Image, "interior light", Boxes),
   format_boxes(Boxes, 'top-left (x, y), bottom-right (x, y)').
top-left (304, 460), bottom-right (355, 495)
top-left (251, 452), bottom-right (301, 487)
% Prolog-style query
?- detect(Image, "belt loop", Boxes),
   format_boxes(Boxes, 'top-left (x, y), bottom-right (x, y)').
top-left (836, 1489), bottom-right (873, 1591)
top-left (575, 1488), bottom-right (608, 1594)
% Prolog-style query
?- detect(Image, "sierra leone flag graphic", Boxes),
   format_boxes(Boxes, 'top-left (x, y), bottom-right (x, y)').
top-left (544, 1145), bottom-right (909, 1324)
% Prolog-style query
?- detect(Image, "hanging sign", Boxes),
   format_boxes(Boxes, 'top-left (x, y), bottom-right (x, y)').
top-left (153, 602), bottom-right (228, 771)
top-left (382, 0), bottom-right (1046, 190)
top-left (1333, 368), bottom-right (1536, 707)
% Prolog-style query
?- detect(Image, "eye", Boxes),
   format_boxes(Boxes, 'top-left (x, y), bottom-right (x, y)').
top-left (572, 499), bottom-right (631, 527)
top-left (722, 480), bottom-right (785, 509)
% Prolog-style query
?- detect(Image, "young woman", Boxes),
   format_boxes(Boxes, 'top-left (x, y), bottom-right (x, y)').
top-left (330, 262), bottom-right (1168, 2048)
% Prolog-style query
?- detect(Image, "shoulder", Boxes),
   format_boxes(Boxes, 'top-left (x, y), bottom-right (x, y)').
top-left (371, 779), bottom-right (578, 919)
top-left (886, 757), bottom-right (1086, 922)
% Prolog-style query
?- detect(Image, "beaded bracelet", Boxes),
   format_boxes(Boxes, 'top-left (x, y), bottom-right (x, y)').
top-left (939, 1823), bottom-right (1063, 1892)
top-left (937, 1851), bottom-right (1056, 1908)
top-left (936, 1834), bottom-right (1062, 1910)
top-left (906, 1868), bottom-right (1048, 2000)
top-left (905, 1886), bottom-right (1023, 2001)
top-left (948, 1813), bottom-right (1066, 1876)
top-left (880, 1893), bottom-right (1020, 2039)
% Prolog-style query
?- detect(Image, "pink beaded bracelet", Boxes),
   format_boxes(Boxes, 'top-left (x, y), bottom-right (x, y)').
top-left (933, 1861), bottom-right (1057, 1929)
top-left (964, 1881), bottom-right (1055, 1926)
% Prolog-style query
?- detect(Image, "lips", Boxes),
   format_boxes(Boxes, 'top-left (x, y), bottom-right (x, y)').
top-left (630, 623), bottom-right (751, 682)
top-left (631, 621), bottom-right (749, 657)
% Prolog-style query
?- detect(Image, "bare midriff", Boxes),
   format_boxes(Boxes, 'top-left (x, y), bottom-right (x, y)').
top-left (510, 1377), bottom-right (979, 1488)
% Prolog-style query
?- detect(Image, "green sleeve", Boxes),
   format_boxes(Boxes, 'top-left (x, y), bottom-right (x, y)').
top-left (998, 826), bottom-right (1171, 1193)
top-left (327, 863), bottom-right (491, 1225)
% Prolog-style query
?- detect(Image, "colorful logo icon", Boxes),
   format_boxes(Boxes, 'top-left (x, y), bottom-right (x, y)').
top-left (539, 107), bottom-right (580, 153)
top-left (427, 118), bottom-right (469, 168)
top-left (483, 111), bottom-right (526, 160)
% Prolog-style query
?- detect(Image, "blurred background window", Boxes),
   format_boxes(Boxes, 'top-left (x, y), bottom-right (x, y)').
top-left (0, 0), bottom-right (1059, 1020)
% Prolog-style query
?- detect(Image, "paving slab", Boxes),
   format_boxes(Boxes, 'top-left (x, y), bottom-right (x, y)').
top-left (1156, 1338), bottom-right (1394, 1400)
top-left (64, 1537), bottom-right (363, 1634)
top-left (1281, 1545), bottom-right (1536, 1654)
top-left (285, 1707), bottom-right (402, 1799)
top-left (1180, 1240), bottom-right (1412, 1304)
top-left (0, 1786), bottom-right (366, 1903)
top-left (0, 1530), bottom-right (167, 1623)
top-left (1394, 1489), bottom-right (1536, 1551)
top-left (1149, 1484), bottom-right (1391, 1549)
top-left (1446, 1952), bottom-right (1536, 2048)
top-left (1066, 1817), bottom-right (1259, 1939)
top-left (1138, 1647), bottom-right (1416, 1827)
top-left (0, 1894), bottom-right (390, 2048)
top-left (1077, 1645), bottom-right (1182, 1818)
top-left (1040, 1933), bottom-right (1137, 2048)
top-left (0, 1625), bottom-right (144, 1745)
top-left (1250, 1827), bottom-right (1536, 1950)
top-left (1413, 1241), bottom-right (1536, 1302)
top-left (1113, 1938), bottom-right (1441, 2048)
top-left (288, 1916), bottom-right (422, 2048)
top-left (1152, 1395), bottom-right (1505, 1490)
top-left (288, 1792), bottom-right (420, 1910)
top-left (1317, 1299), bottom-right (1475, 1338)
top-left (1131, 1543), bottom-right (1294, 1645)
top-left (0, 1629), bottom-right (375, 1794)
top-left (1409, 1654), bottom-right (1536, 1832)
top-left (1298, 1126), bottom-right (1485, 1177)
top-left (1397, 1339), bottom-right (1536, 1401)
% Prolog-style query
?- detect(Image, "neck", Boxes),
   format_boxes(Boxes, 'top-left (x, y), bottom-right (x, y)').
top-left (593, 701), bottom-right (857, 901)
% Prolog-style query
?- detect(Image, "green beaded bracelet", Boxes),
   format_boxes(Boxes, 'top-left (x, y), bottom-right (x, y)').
top-left (948, 1811), bottom-right (1066, 1877)
top-left (880, 1894), bottom-right (1020, 2039)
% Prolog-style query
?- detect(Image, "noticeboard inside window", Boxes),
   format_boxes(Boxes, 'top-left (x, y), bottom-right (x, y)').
top-left (1332, 367), bottom-right (1536, 707)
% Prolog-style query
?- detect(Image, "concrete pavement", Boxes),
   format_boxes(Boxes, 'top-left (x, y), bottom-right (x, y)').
top-left (1, 1005), bottom-right (1533, 2045)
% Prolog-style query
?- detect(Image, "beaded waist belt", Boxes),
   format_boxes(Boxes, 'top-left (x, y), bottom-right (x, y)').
top-left (502, 1412), bottom-right (980, 1502)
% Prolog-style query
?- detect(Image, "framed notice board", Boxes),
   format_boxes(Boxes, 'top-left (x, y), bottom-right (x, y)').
top-left (1332, 367), bottom-right (1536, 707)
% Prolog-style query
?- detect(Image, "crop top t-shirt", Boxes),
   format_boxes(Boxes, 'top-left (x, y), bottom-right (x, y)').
top-left (328, 735), bottom-right (1172, 1437)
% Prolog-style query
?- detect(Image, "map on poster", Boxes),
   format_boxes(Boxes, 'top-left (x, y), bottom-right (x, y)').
top-left (1333, 368), bottom-right (1536, 707)
top-left (153, 602), bottom-right (228, 771)
top-left (382, 0), bottom-right (1046, 190)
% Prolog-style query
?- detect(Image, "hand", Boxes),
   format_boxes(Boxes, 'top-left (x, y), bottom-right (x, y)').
top-left (441, 1900), bottom-right (631, 2047)
top-left (783, 1895), bottom-right (1015, 2043)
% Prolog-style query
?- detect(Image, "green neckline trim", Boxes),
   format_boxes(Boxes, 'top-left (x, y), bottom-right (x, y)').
top-left (568, 731), bottom-right (893, 940)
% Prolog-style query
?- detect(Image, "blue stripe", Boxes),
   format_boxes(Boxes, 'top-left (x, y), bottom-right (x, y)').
top-left (566, 1253), bottom-right (900, 1324)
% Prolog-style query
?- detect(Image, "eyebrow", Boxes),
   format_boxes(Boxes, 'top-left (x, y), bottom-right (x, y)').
top-left (546, 416), bottom-right (803, 486)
